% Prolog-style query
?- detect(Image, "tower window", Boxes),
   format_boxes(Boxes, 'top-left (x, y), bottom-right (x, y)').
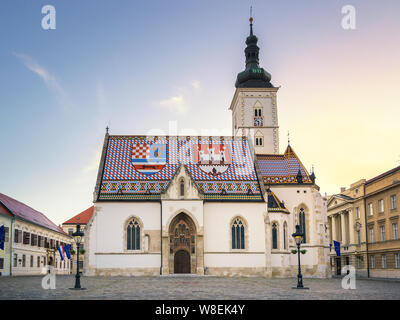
top-left (255, 136), bottom-right (263, 146)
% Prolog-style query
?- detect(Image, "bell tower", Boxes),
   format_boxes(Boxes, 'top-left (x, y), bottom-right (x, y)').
top-left (229, 16), bottom-right (279, 154)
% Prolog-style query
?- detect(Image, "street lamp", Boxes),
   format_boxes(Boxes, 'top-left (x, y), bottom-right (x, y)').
top-left (69, 224), bottom-right (86, 290)
top-left (292, 225), bottom-right (309, 289)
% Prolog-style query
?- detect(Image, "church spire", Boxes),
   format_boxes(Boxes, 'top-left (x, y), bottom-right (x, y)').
top-left (235, 14), bottom-right (274, 88)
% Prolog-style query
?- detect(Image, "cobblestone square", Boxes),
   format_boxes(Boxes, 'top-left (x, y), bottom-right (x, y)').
top-left (0, 275), bottom-right (399, 300)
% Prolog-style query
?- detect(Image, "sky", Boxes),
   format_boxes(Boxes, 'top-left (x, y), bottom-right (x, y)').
top-left (0, 0), bottom-right (399, 225)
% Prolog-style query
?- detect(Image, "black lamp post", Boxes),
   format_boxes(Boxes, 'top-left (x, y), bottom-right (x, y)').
top-left (292, 225), bottom-right (309, 289)
top-left (69, 224), bottom-right (86, 290)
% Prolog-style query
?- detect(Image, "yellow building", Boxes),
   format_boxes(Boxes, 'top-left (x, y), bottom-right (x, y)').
top-left (327, 166), bottom-right (400, 278)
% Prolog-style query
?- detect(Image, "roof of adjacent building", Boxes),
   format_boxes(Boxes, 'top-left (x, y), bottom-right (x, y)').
top-left (366, 165), bottom-right (400, 185)
top-left (266, 188), bottom-right (290, 213)
top-left (63, 206), bottom-right (94, 225)
top-left (256, 145), bottom-right (314, 185)
top-left (0, 193), bottom-right (66, 234)
top-left (96, 135), bottom-right (263, 201)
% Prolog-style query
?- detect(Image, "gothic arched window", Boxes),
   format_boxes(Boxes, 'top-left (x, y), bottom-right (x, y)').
top-left (232, 218), bottom-right (245, 249)
top-left (127, 218), bottom-right (141, 250)
top-left (272, 223), bottom-right (278, 249)
top-left (283, 222), bottom-right (288, 250)
top-left (299, 208), bottom-right (306, 243)
top-left (180, 179), bottom-right (185, 197)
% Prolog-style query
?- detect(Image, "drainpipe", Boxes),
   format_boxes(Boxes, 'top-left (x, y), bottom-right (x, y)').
top-left (363, 183), bottom-right (370, 278)
top-left (9, 217), bottom-right (14, 276)
top-left (160, 200), bottom-right (162, 275)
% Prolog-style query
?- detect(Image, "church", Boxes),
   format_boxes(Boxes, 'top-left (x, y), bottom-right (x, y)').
top-left (84, 17), bottom-right (331, 278)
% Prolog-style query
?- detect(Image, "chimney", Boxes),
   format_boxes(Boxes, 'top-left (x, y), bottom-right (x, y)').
top-left (340, 187), bottom-right (346, 193)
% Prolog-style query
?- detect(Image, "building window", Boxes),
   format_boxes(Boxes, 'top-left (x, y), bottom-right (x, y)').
top-left (357, 230), bottom-right (361, 244)
top-left (37, 256), bottom-right (40, 267)
top-left (357, 256), bottom-right (362, 269)
top-left (370, 255), bottom-right (375, 269)
top-left (382, 255), bottom-right (387, 269)
top-left (0, 258), bottom-right (3, 270)
top-left (23, 232), bottom-right (30, 245)
top-left (68, 228), bottom-right (73, 236)
top-left (13, 254), bottom-right (17, 267)
top-left (127, 218), bottom-right (141, 250)
top-left (272, 223), bottom-right (278, 250)
top-left (232, 217), bottom-right (245, 250)
top-left (4, 227), bottom-right (9, 242)
top-left (369, 228), bottom-right (374, 243)
top-left (283, 223), bottom-right (287, 250)
top-left (22, 254), bottom-right (26, 267)
top-left (30, 255), bottom-right (33, 267)
top-left (299, 208), bottom-right (307, 243)
top-left (255, 136), bottom-right (263, 146)
top-left (180, 179), bottom-right (185, 197)
top-left (380, 226), bottom-right (386, 241)
top-left (393, 223), bottom-right (398, 240)
top-left (395, 253), bottom-right (400, 269)
top-left (391, 195), bottom-right (397, 210)
top-left (43, 256), bottom-right (46, 266)
top-left (368, 203), bottom-right (373, 216)
top-left (356, 207), bottom-right (360, 219)
top-left (378, 200), bottom-right (384, 213)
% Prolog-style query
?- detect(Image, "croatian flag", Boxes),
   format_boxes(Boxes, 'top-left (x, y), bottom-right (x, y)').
top-left (57, 244), bottom-right (65, 261)
top-left (64, 244), bottom-right (71, 259)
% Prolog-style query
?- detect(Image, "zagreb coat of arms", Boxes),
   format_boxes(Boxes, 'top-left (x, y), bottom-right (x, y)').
top-left (194, 143), bottom-right (231, 176)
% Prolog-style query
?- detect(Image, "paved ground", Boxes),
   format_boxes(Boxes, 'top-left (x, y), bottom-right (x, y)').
top-left (0, 275), bottom-right (399, 300)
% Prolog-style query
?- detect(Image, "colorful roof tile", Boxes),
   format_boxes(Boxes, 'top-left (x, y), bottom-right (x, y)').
top-left (256, 145), bottom-right (313, 185)
top-left (266, 188), bottom-right (290, 213)
top-left (63, 206), bottom-right (94, 225)
top-left (0, 193), bottom-right (66, 234)
top-left (96, 135), bottom-right (263, 201)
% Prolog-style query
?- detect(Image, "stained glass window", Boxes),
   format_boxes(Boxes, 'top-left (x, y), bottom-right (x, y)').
top-left (272, 223), bottom-right (278, 249)
top-left (232, 218), bottom-right (245, 249)
top-left (127, 219), bottom-right (141, 250)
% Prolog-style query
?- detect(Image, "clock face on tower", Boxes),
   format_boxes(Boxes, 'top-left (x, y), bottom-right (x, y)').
top-left (254, 116), bottom-right (263, 127)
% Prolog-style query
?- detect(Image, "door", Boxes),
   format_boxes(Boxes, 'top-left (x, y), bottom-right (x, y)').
top-left (174, 250), bottom-right (190, 274)
top-left (336, 258), bottom-right (341, 275)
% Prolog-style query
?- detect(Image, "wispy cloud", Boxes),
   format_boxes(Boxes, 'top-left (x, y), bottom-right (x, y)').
top-left (158, 95), bottom-right (186, 113)
top-left (155, 80), bottom-right (200, 114)
top-left (13, 52), bottom-right (69, 107)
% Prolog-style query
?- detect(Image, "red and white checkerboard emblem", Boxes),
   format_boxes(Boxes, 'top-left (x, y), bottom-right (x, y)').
top-left (132, 144), bottom-right (150, 159)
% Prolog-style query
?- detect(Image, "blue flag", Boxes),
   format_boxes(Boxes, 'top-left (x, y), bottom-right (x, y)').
top-left (0, 225), bottom-right (4, 250)
top-left (64, 244), bottom-right (71, 259)
top-left (333, 240), bottom-right (341, 257)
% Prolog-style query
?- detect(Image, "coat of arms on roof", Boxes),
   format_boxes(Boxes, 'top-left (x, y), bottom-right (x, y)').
top-left (194, 143), bottom-right (231, 176)
top-left (131, 143), bottom-right (167, 175)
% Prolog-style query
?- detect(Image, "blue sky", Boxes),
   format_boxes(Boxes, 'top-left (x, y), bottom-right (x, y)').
top-left (1, 0), bottom-right (399, 224)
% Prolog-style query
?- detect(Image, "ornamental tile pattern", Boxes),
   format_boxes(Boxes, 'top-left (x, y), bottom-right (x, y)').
top-left (257, 145), bottom-right (313, 185)
top-left (98, 136), bottom-right (262, 201)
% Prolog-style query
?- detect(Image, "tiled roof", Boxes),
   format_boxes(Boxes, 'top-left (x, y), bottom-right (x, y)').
top-left (256, 145), bottom-right (313, 185)
top-left (366, 166), bottom-right (400, 185)
top-left (266, 188), bottom-right (290, 213)
top-left (63, 206), bottom-right (94, 225)
top-left (97, 135), bottom-right (263, 201)
top-left (0, 193), bottom-right (66, 234)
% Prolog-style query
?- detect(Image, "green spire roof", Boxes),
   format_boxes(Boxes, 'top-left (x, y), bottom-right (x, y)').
top-left (235, 17), bottom-right (274, 88)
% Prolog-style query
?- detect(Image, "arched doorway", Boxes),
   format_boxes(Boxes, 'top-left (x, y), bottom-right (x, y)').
top-left (174, 250), bottom-right (190, 273)
top-left (169, 212), bottom-right (196, 274)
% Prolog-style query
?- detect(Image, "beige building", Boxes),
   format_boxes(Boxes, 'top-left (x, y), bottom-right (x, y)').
top-left (61, 206), bottom-right (93, 274)
top-left (327, 166), bottom-right (400, 278)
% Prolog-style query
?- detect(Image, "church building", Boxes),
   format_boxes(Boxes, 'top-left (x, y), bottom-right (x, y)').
top-left (84, 18), bottom-right (330, 278)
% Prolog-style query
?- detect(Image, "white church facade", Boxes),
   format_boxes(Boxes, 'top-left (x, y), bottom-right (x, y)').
top-left (84, 18), bottom-right (331, 278)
